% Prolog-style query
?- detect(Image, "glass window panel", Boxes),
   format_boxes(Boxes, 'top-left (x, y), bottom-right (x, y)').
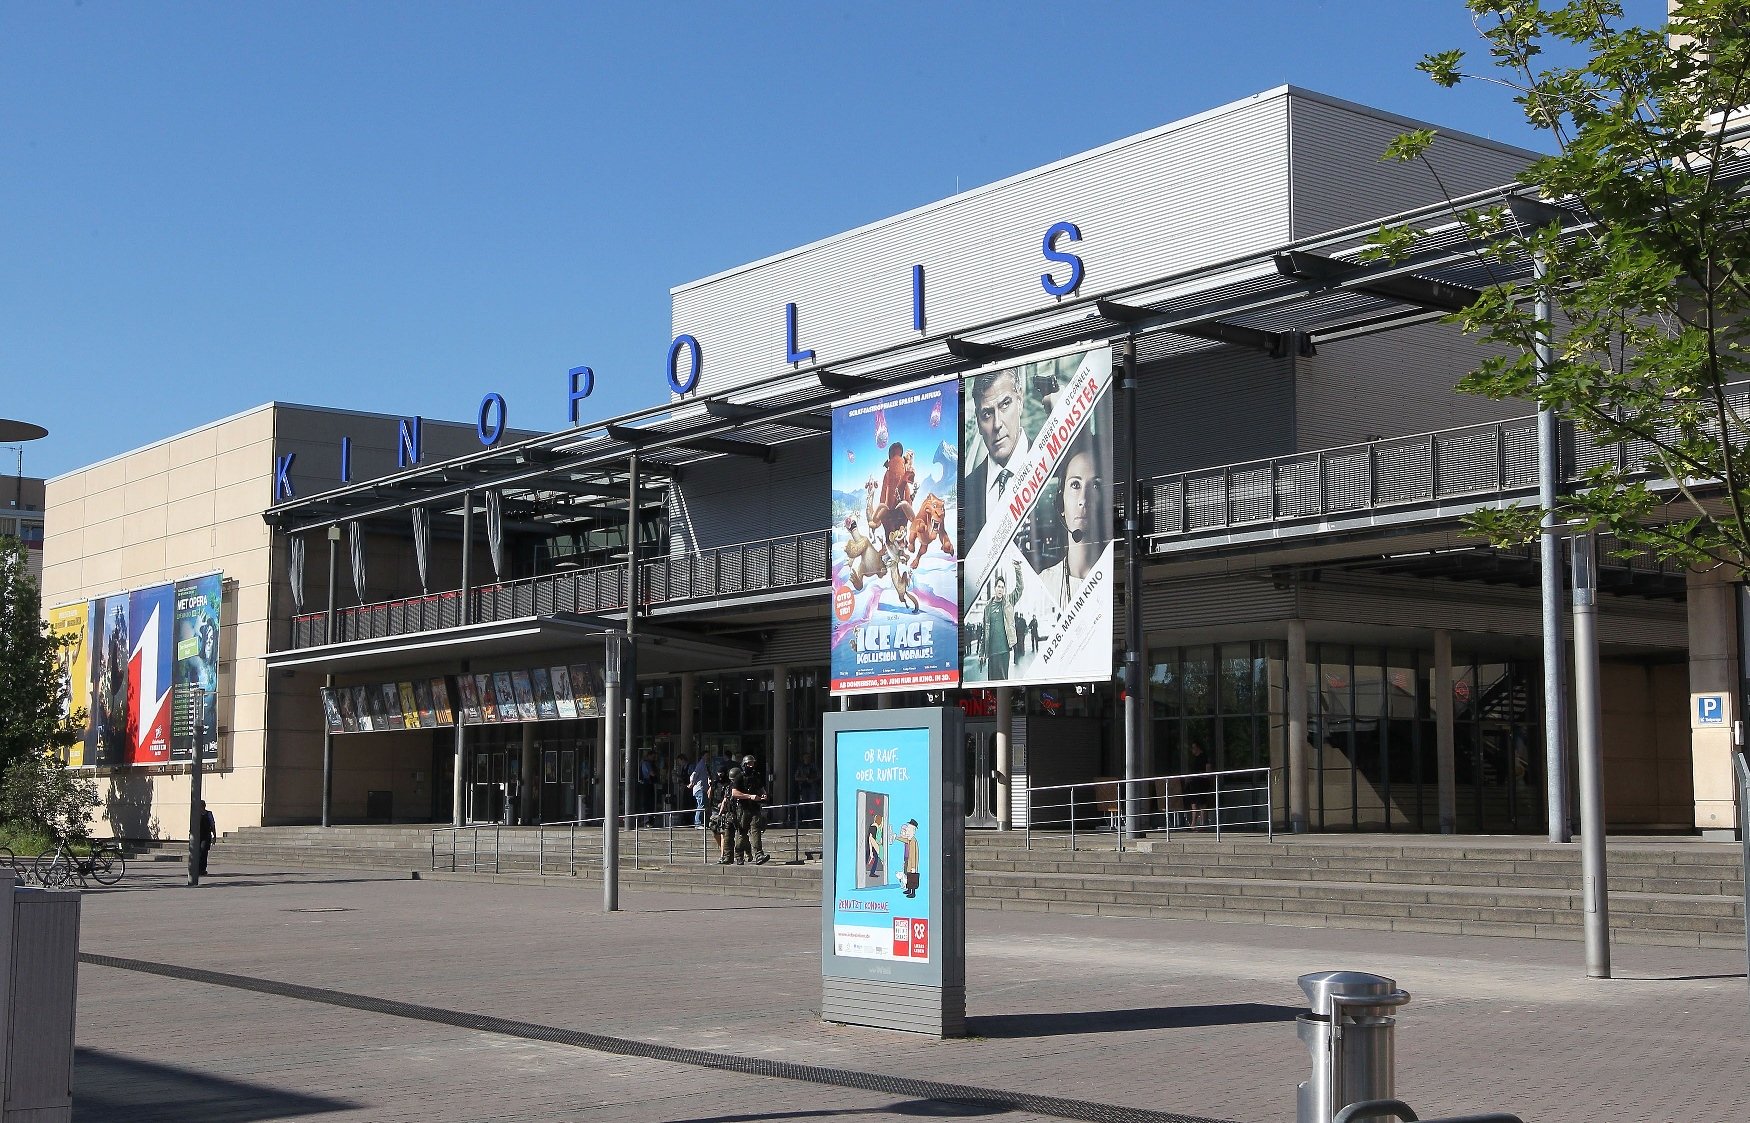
top-left (1182, 646), bottom-right (1214, 716)
top-left (1149, 652), bottom-right (1183, 720)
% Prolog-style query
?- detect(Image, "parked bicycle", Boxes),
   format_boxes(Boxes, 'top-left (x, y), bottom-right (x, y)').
top-left (33, 838), bottom-right (125, 888)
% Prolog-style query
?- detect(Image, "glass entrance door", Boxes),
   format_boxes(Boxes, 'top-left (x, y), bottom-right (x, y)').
top-left (964, 721), bottom-right (998, 828)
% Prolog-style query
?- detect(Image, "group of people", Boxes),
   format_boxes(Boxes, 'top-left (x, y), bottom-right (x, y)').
top-left (692, 753), bottom-right (771, 865)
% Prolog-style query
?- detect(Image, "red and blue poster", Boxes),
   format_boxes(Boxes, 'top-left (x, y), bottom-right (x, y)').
top-left (830, 378), bottom-right (960, 695)
top-left (128, 582), bottom-right (174, 765)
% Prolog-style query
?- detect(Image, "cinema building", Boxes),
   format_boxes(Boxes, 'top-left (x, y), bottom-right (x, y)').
top-left (42, 87), bottom-right (1740, 844)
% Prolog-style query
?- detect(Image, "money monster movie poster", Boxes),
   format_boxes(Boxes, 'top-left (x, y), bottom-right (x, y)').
top-left (959, 346), bottom-right (1114, 689)
top-left (829, 378), bottom-right (960, 696)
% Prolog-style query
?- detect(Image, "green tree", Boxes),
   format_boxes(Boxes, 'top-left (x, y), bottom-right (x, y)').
top-left (1374, 0), bottom-right (1750, 569)
top-left (0, 536), bottom-right (83, 772)
top-left (0, 754), bottom-right (97, 843)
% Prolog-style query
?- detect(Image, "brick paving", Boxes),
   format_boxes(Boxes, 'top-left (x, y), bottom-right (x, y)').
top-left (68, 861), bottom-right (1750, 1123)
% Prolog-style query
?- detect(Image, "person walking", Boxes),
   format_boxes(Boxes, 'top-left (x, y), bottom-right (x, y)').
top-left (196, 800), bottom-right (217, 877)
top-left (689, 751), bottom-right (712, 828)
top-left (731, 754), bottom-right (770, 865)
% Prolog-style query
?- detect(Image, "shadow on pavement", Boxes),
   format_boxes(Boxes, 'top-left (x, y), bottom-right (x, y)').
top-left (971, 1001), bottom-right (1301, 1038)
top-left (73, 1047), bottom-right (358, 1122)
top-left (95, 873), bottom-right (405, 894)
top-left (666, 1099), bottom-right (1012, 1121)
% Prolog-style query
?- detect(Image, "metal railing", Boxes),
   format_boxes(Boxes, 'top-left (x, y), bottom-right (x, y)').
top-left (1144, 386), bottom-right (1750, 547)
top-left (1025, 767), bottom-right (1273, 852)
top-left (430, 823), bottom-right (501, 874)
top-left (293, 529), bottom-right (829, 648)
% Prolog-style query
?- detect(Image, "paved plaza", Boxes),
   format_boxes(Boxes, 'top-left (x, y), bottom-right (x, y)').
top-left (70, 861), bottom-right (1749, 1123)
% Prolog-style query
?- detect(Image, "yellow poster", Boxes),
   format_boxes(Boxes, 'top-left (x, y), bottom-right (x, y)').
top-left (48, 602), bottom-right (92, 767)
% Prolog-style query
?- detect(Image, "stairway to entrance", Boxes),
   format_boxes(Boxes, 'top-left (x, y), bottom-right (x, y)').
top-left (211, 825), bottom-right (1745, 950)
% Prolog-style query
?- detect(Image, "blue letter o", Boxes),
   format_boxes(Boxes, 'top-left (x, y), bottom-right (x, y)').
top-left (668, 334), bottom-right (702, 395)
top-left (477, 392), bottom-right (507, 446)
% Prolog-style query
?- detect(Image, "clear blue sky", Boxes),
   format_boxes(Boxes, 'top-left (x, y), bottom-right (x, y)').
top-left (0, 1), bottom-right (1663, 480)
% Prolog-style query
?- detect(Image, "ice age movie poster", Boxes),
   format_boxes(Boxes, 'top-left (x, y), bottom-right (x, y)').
top-left (960, 346), bottom-right (1114, 690)
top-left (831, 727), bottom-right (933, 963)
top-left (830, 378), bottom-right (960, 696)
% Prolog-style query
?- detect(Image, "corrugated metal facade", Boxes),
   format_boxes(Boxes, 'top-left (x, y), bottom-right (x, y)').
top-left (1120, 347), bottom-right (1297, 477)
top-left (1287, 95), bottom-right (1532, 241)
top-left (668, 436), bottom-right (830, 554)
top-left (1296, 321), bottom-right (1526, 449)
top-left (672, 90), bottom-right (1293, 399)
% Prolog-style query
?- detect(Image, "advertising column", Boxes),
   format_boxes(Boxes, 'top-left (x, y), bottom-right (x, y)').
top-left (820, 706), bottom-right (964, 1036)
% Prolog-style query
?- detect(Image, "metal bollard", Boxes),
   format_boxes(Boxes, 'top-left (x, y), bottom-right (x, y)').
top-left (1296, 971), bottom-right (1412, 1123)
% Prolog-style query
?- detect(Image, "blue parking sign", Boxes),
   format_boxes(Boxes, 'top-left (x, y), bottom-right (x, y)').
top-left (1696, 694), bottom-right (1727, 726)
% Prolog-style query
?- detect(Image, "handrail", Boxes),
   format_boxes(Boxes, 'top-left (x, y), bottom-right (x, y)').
top-left (1025, 766), bottom-right (1274, 852)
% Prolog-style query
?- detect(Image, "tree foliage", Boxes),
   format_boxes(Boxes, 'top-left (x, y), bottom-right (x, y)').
top-left (1372, 0), bottom-right (1750, 571)
top-left (0, 536), bottom-right (83, 773)
top-left (0, 754), bottom-right (97, 843)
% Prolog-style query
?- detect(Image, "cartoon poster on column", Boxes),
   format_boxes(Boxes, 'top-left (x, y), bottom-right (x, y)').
top-left (960, 345), bottom-right (1114, 688)
top-left (831, 727), bottom-right (933, 963)
top-left (829, 378), bottom-right (960, 695)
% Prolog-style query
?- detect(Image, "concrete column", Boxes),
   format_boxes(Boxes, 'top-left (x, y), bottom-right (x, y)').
top-left (520, 723), bottom-right (538, 825)
top-left (876, 693), bottom-right (894, 709)
top-left (995, 686), bottom-right (1013, 830)
top-left (771, 665), bottom-right (790, 805)
top-left (1686, 568), bottom-right (1742, 837)
top-left (1434, 629), bottom-right (1457, 834)
top-left (1286, 619), bottom-right (1310, 833)
top-left (452, 661), bottom-right (469, 826)
top-left (678, 672), bottom-right (696, 769)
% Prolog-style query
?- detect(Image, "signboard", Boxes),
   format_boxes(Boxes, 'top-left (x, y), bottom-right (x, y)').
top-left (1692, 692), bottom-right (1731, 728)
top-left (821, 706), bottom-right (964, 1036)
top-left (830, 377), bottom-right (961, 695)
top-left (959, 345), bottom-right (1114, 689)
top-left (48, 602), bottom-right (91, 767)
top-left (171, 573), bottom-right (222, 762)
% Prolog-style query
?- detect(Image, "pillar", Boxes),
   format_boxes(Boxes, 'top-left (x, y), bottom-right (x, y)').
top-left (1286, 619), bottom-right (1309, 833)
top-left (1686, 568), bottom-right (1741, 837)
top-left (520, 723), bottom-right (538, 825)
top-left (772, 665), bottom-right (790, 804)
top-left (876, 693), bottom-right (894, 709)
top-left (995, 686), bottom-right (1013, 830)
top-left (678, 671), bottom-right (696, 771)
top-left (1434, 629), bottom-right (1457, 834)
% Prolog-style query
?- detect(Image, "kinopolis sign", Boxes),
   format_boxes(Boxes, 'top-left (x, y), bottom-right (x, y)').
top-left (272, 218), bottom-right (1088, 503)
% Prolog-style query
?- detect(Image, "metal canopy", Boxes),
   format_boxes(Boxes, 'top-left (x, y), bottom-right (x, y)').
top-left (266, 176), bottom-right (1595, 538)
top-left (263, 614), bottom-right (760, 676)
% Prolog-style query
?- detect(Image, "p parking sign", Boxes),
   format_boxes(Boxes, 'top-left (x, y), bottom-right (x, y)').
top-left (1692, 692), bottom-right (1731, 728)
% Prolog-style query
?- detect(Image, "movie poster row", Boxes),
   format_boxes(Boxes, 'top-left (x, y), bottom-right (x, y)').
top-left (48, 572), bottom-right (224, 767)
top-left (829, 345), bottom-right (1115, 696)
top-left (320, 664), bottom-right (603, 734)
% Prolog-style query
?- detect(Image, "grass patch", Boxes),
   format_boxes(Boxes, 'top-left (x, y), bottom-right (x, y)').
top-left (0, 821), bottom-right (57, 856)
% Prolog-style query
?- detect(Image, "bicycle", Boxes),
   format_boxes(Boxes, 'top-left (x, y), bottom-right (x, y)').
top-left (33, 838), bottom-right (125, 888)
top-left (1, 845), bottom-right (27, 885)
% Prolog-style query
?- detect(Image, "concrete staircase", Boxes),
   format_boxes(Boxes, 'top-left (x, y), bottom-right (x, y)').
top-left (211, 825), bottom-right (1746, 950)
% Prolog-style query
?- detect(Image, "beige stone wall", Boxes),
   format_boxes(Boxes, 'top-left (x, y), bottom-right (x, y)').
top-left (42, 402), bottom-right (496, 839)
top-left (43, 405), bottom-right (278, 840)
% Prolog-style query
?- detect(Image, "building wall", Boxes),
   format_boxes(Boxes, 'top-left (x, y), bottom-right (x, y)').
top-left (42, 403), bottom-right (487, 839)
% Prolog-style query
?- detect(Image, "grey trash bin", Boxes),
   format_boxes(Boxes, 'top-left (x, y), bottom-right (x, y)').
top-left (1296, 970), bottom-right (1411, 1123)
top-left (2, 871), bottom-right (82, 1123)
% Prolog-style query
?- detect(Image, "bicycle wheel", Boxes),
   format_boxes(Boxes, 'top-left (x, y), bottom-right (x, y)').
top-left (89, 843), bottom-right (125, 886)
top-left (34, 849), bottom-right (69, 888)
top-left (0, 846), bottom-right (16, 884)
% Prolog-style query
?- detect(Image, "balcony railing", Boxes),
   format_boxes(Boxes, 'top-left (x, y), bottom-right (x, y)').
top-left (290, 528), bottom-right (831, 649)
top-left (288, 398), bottom-right (1740, 650)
